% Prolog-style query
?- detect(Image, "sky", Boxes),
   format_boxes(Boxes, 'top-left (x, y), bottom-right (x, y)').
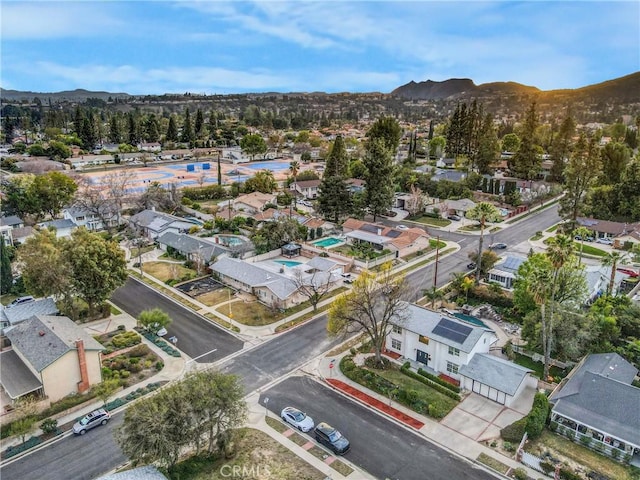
top-left (1, 1), bottom-right (639, 95)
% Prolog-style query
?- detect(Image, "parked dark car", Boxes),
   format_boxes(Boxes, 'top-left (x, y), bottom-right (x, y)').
top-left (489, 242), bottom-right (508, 250)
top-left (314, 422), bottom-right (350, 454)
top-left (447, 214), bottom-right (462, 221)
top-left (467, 262), bottom-right (477, 270)
top-left (574, 235), bottom-right (594, 242)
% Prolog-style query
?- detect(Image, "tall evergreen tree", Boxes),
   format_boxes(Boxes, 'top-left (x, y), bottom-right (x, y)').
top-left (366, 116), bottom-right (402, 153)
top-left (194, 109), bottom-right (204, 138)
top-left (166, 115), bottom-right (179, 142)
top-left (181, 108), bottom-right (194, 144)
top-left (108, 114), bottom-right (122, 144)
top-left (324, 135), bottom-right (349, 177)
top-left (363, 137), bottom-right (395, 221)
top-left (474, 113), bottom-right (499, 174)
top-left (510, 100), bottom-right (541, 180)
top-left (600, 142), bottom-right (631, 185)
top-left (146, 115), bottom-right (160, 142)
top-left (317, 176), bottom-right (352, 223)
top-left (548, 111), bottom-right (576, 183)
top-left (0, 241), bottom-right (12, 295)
top-left (127, 112), bottom-right (139, 145)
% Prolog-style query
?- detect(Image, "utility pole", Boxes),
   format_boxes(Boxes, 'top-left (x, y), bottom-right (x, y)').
top-left (433, 236), bottom-right (440, 288)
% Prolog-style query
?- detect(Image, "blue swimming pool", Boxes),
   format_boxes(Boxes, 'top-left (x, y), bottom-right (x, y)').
top-left (453, 312), bottom-right (490, 329)
top-left (313, 237), bottom-right (343, 248)
top-left (242, 161), bottom-right (291, 171)
top-left (274, 260), bottom-right (302, 267)
top-left (215, 235), bottom-right (244, 246)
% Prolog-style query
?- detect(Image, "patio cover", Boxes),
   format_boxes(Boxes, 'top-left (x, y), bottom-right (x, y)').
top-left (0, 350), bottom-right (42, 400)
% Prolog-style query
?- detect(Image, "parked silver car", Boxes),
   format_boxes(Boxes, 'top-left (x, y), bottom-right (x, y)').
top-left (73, 408), bottom-right (110, 435)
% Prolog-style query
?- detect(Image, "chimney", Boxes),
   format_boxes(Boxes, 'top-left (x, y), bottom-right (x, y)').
top-left (76, 339), bottom-right (90, 394)
top-left (377, 227), bottom-right (382, 236)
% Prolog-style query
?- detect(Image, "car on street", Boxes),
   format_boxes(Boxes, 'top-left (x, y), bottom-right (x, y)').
top-left (314, 421), bottom-right (350, 454)
top-left (447, 214), bottom-right (462, 221)
top-left (489, 242), bottom-right (507, 250)
top-left (574, 235), bottom-right (594, 242)
top-left (281, 406), bottom-right (315, 432)
top-left (595, 237), bottom-right (613, 245)
top-left (73, 408), bottom-right (110, 435)
top-left (467, 262), bottom-right (477, 270)
top-left (7, 295), bottom-right (35, 308)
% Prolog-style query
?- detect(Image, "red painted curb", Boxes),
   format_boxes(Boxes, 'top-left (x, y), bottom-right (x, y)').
top-left (327, 378), bottom-right (425, 429)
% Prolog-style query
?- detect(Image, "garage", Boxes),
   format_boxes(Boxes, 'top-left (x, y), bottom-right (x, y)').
top-left (459, 353), bottom-right (536, 408)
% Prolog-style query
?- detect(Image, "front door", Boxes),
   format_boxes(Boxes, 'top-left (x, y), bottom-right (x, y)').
top-left (416, 349), bottom-right (429, 365)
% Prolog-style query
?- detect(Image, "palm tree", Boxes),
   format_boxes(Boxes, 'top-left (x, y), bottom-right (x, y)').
top-left (526, 259), bottom-right (554, 380)
top-left (572, 226), bottom-right (592, 264)
top-left (602, 251), bottom-right (628, 296)
top-left (461, 276), bottom-right (475, 303)
top-left (466, 202), bottom-right (502, 284)
top-left (423, 286), bottom-right (444, 309)
top-left (289, 160), bottom-right (300, 207)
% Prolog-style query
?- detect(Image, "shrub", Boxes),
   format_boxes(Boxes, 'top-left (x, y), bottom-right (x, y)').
top-left (416, 368), bottom-right (460, 393)
top-left (512, 467), bottom-right (527, 480)
top-left (401, 361), bottom-right (411, 371)
top-left (155, 361), bottom-right (164, 371)
top-left (128, 344), bottom-right (149, 357)
top-left (503, 441), bottom-right (516, 453)
top-left (111, 331), bottom-right (142, 349)
top-left (500, 418), bottom-right (526, 442)
top-left (401, 368), bottom-right (460, 399)
top-left (117, 325), bottom-right (126, 331)
top-left (539, 461), bottom-right (555, 475)
top-left (40, 418), bottom-right (58, 435)
top-left (559, 468), bottom-right (582, 480)
top-left (525, 393), bottom-right (550, 439)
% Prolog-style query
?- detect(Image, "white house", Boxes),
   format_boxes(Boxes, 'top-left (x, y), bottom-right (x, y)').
top-left (128, 209), bottom-right (202, 240)
top-left (292, 180), bottom-right (321, 199)
top-left (63, 203), bottom-right (121, 232)
top-left (487, 256), bottom-right (527, 289)
top-left (386, 303), bottom-right (498, 382)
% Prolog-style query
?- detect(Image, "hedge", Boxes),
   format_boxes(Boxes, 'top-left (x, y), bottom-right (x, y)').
top-left (4, 436), bottom-right (42, 458)
top-left (399, 365), bottom-right (460, 400)
top-left (415, 366), bottom-right (460, 394)
top-left (500, 392), bottom-right (549, 442)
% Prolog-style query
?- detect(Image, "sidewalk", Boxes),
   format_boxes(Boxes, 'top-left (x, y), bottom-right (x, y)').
top-left (309, 351), bottom-right (541, 479)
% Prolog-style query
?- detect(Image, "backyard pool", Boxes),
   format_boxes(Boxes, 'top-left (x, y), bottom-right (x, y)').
top-left (274, 260), bottom-right (302, 268)
top-left (453, 312), bottom-right (490, 329)
top-left (313, 236), bottom-right (343, 248)
top-left (214, 235), bottom-right (244, 247)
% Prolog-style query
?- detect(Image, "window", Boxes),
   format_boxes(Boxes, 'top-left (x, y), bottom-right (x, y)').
top-left (448, 346), bottom-right (460, 356)
top-left (392, 325), bottom-right (402, 334)
top-left (391, 338), bottom-right (402, 351)
top-left (418, 335), bottom-right (429, 345)
top-left (446, 362), bottom-right (459, 374)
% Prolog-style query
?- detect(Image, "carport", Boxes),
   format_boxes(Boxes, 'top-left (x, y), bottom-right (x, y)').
top-left (0, 350), bottom-right (43, 403)
top-left (459, 353), bottom-right (536, 407)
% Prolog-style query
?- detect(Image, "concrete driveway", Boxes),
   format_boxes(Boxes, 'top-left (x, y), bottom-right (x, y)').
top-left (441, 386), bottom-right (536, 442)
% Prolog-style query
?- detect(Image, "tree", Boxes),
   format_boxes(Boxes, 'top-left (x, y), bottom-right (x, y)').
top-left (602, 251), bottom-right (628, 296)
top-left (181, 108), bottom-right (194, 144)
top-left (328, 263), bottom-right (408, 367)
top-left (240, 133), bottom-right (267, 160)
top-left (548, 112), bottom-right (575, 182)
top-left (324, 135), bottom-right (349, 177)
top-left (117, 371), bottom-right (246, 467)
top-left (429, 136), bottom-right (446, 159)
top-left (572, 226), bottom-right (593, 264)
top-left (423, 286), bottom-right (444, 309)
top-left (367, 116), bottom-right (402, 153)
top-left (166, 115), bottom-right (179, 142)
top-left (31, 172), bottom-right (78, 219)
top-left (468, 249), bottom-right (500, 277)
top-left (466, 202), bottom-right (501, 284)
top-left (363, 137), bottom-right (394, 221)
top-left (474, 113), bottom-right (499, 174)
top-left (460, 276), bottom-right (475, 302)
top-left (11, 396), bottom-right (38, 445)
top-left (316, 175), bottom-right (352, 223)
top-left (249, 217), bottom-right (307, 254)
top-left (526, 256), bottom-right (554, 380)
top-left (138, 308), bottom-right (172, 332)
top-left (600, 142), bottom-right (631, 185)
top-left (510, 100), bottom-right (541, 180)
top-left (92, 378), bottom-right (121, 406)
top-left (292, 269), bottom-right (336, 311)
top-left (136, 181), bottom-right (181, 212)
top-left (0, 241), bottom-right (12, 294)
top-left (289, 160), bottom-right (300, 207)
top-left (501, 133), bottom-right (520, 153)
top-left (559, 133), bottom-right (601, 230)
top-left (243, 169), bottom-right (277, 194)
top-left (63, 228), bottom-right (128, 318)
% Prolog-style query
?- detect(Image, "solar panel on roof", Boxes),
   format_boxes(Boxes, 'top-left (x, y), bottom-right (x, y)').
top-left (432, 317), bottom-right (473, 345)
top-left (360, 224), bottom-right (381, 234)
top-left (387, 230), bottom-right (402, 238)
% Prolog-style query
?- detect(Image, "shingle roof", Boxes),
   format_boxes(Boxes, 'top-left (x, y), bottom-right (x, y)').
top-left (98, 465), bottom-right (168, 480)
top-left (1, 297), bottom-right (59, 326)
top-left (38, 218), bottom-right (77, 231)
top-left (156, 232), bottom-right (227, 260)
top-left (549, 353), bottom-right (640, 448)
top-left (459, 353), bottom-right (533, 396)
top-left (211, 257), bottom-right (297, 300)
top-left (392, 303), bottom-right (496, 352)
top-left (5, 315), bottom-right (104, 372)
top-left (306, 256), bottom-right (340, 272)
top-left (0, 215), bottom-right (23, 227)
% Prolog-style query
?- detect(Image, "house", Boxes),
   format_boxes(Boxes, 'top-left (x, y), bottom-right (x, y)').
top-left (63, 203), bottom-right (121, 232)
top-left (548, 353), bottom-right (640, 464)
top-left (0, 215), bottom-right (24, 229)
top-left (232, 192), bottom-right (278, 214)
top-left (128, 209), bottom-right (202, 240)
top-left (156, 232), bottom-right (228, 264)
top-left (436, 157), bottom-right (456, 169)
top-left (431, 169), bottom-right (467, 183)
top-left (0, 216), bottom-right (26, 245)
top-left (459, 353), bottom-right (536, 407)
top-left (5, 226), bottom-right (34, 245)
top-left (487, 256), bottom-right (527, 289)
top-left (386, 303), bottom-right (498, 383)
top-left (444, 198), bottom-right (477, 217)
top-left (37, 218), bottom-right (78, 238)
top-left (584, 265), bottom-right (629, 303)
top-left (0, 297), bottom-right (59, 336)
top-left (252, 207), bottom-right (307, 225)
top-left (346, 178), bottom-right (366, 193)
top-left (576, 217), bottom-right (640, 244)
top-left (98, 465), bottom-right (168, 480)
top-left (341, 218), bottom-right (430, 257)
top-left (210, 257), bottom-right (340, 309)
top-left (292, 179), bottom-right (321, 199)
top-left (137, 142), bottom-right (162, 152)
top-left (1, 315), bottom-right (104, 403)
top-left (68, 154), bottom-right (113, 169)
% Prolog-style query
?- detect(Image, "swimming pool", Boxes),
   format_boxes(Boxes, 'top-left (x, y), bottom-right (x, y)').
top-left (274, 260), bottom-right (302, 267)
top-left (242, 161), bottom-right (291, 171)
top-left (452, 312), bottom-right (490, 329)
top-left (215, 235), bottom-right (244, 246)
top-left (313, 237), bottom-right (343, 248)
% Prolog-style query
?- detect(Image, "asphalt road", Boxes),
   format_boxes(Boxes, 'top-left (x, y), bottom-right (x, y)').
top-left (111, 276), bottom-right (244, 363)
top-left (260, 376), bottom-right (497, 480)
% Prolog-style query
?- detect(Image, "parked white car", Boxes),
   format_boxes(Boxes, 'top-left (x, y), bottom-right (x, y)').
top-left (596, 237), bottom-right (613, 245)
top-left (281, 406), bottom-right (315, 432)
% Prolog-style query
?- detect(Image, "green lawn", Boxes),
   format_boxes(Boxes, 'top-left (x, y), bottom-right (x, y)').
top-left (408, 215), bottom-right (452, 227)
top-left (513, 352), bottom-right (568, 380)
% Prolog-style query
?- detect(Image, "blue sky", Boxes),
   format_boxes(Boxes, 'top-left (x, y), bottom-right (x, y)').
top-left (1, 1), bottom-right (639, 95)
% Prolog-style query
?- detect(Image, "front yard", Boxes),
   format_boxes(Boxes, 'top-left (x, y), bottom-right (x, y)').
top-left (407, 215), bottom-right (452, 227)
top-left (142, 261), bottom-right (198, 283)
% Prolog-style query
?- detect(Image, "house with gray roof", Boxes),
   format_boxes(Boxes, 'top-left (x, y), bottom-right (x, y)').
top-left (459, 353), bottom-right (536, 406)
top-left (0, 297), bottom-right (58, 335)
top-left (98, 465), bottom-right (168, 480)
top-left (63, 202), bottom-right (121, 232)
top-left (37, 218), bottom-right (78, 238)
top-left (386, 303), bottom-right (498, 383)
top-left (128, 209), bottom-right (202, 240)
top-left (1, 315), bottom-right (104, 403)
top-left (488, 255), bottom-right (527, 289)
top-left (156, 232), bottom-right (229, 264)
top-left (549, 353), bottom-right (640, 464)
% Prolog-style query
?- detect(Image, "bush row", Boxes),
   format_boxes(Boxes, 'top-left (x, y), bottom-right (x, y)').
top-left (500, 392), bottom-right (549, 442)
top-left (400, 363), bottom-right (460, 400)
top-left (401, 362), bottom-right (460, 393)
top-left (111, 331), bottom-right (142, 349)
top-left (4, 436), bottom-right (42, 459)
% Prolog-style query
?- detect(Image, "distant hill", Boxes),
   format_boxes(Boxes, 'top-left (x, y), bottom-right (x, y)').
top-left (0, 88), bottom-right (131, 102)
top-left (391, 72), bottom-right (640, 103)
